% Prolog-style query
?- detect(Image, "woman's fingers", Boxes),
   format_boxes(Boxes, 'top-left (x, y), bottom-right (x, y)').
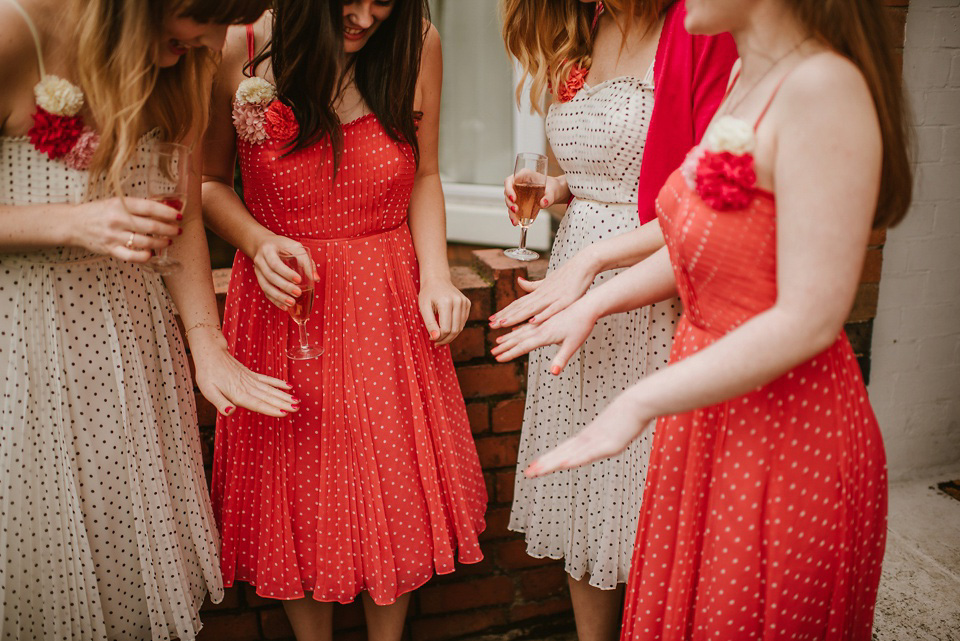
top-left (263, 247), bottom-right (300, 284)
top-left (253, 371), bottom-right (294, 391)
top-left (256, 276), bottom-right (295, 308)
top-left (261, 252), bottom-right (302, 293)
top-left (436, 298), bottom-right (467, 346)
top-left (419, 297), bottom-right (442, 341)
top-left (525, 438), bottom-right (586, 477)
top-left (436, 299), bottom-right (453, 342)
top-left (504, 176), bottom-right (519, 225)
top-left (110, 245), bottom-right (155, 264)
top-left (548, 336), bottom-right (580, 375)
top-left (125, 197), bottom-right (182, 224)
top-left (127, 215), bottom-right (180, 240)
top-left (201, 383), bottom-right (237, 417)
top-left (516, 276), bottom-right (542, 293)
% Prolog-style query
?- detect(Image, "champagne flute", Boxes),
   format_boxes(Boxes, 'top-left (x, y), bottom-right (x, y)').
top-left (281, 246), bottom-right (324, 360)
top-left (145, 141), bottom-right (188, 274)
top-left (504, 152), bottom-right (547, 262)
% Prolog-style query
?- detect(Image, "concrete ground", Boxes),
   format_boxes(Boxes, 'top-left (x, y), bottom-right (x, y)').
top-left (873, 464), bottom-right (960, 641)
top-left (522, 464), bottom-right (960, 641)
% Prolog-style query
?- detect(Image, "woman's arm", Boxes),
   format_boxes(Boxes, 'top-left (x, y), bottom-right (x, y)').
top-left (489, 221), bottom-right (666, 328)
top-left (528, 53), bottom-right (883, 476)
top-left (492, 244), bottom-right (677, 367)
top-left (201, 22), bottom-right (304, 311)
top-left (407, 24), bottom-right (470, 346)
top-left (165, 134), bottom-right (298, 418)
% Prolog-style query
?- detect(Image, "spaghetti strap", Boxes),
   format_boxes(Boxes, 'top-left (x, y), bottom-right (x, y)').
top-left (592, 1), bottom-right (604, 31)
top-left (4, 0), bottom-right (46, 78)
top-left (246, 23), bottom-right (256, 65)
top-left (753, 69), bottom-right (796, 130)
top-left (716, 69), bottom-right (741, 113)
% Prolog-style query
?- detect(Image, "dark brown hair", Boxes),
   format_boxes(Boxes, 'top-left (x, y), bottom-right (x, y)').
top-left (789, 0), bottom-right (912, 228)
top-left (253, 0), bottom-right (428, 171)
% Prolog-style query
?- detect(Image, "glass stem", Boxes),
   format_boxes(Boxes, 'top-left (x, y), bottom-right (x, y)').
top-left (298, 321), bottom-right (310, 351)
top-left (518, 226), bottom-right (529, 250)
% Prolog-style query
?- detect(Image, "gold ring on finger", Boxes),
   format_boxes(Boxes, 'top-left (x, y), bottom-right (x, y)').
top-left (125, 232), bottom-right (137, 249)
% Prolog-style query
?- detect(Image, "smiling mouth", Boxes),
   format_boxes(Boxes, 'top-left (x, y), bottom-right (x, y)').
top-left (344, 25), bottom-right (367, 40)
top-left (169, 39), bottom-right (189, 55)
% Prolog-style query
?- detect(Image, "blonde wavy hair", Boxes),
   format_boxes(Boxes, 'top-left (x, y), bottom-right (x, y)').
top-left (72, 0), bottom-right (268, 195)
top-left (501, 0), bottom-right (664, 114)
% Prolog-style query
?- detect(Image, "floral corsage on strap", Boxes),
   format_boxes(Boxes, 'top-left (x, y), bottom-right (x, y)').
top-left (28, 75), bottom-right (100, 170)
top-left (233, 77), bottom-right (299, 145)
top-left (681, 115), bottom-right (758, 211)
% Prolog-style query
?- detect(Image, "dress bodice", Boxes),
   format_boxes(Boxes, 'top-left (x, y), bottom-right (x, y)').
top-left (656, 168), bottom-right (777, 336)
top-left (0, 132), bottom-right (158, 263)
top-left (236, 114), bottom-right (417, 241)
top-left (545, 74), bottom-right (654, 205)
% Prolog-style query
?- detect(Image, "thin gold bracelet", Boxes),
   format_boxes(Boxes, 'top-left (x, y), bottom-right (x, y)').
top-left (184, 321), bottom-right (222, 335)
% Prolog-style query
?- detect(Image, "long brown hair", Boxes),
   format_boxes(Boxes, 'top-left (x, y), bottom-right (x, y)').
top-left (500, 0), bottom-right (665, 114)
top-left (788, 0), bottom-right (911, 228)
top-left (255, 0), bottom-right (428, 171)
top-left (74, 0), bottom-right (268, 194)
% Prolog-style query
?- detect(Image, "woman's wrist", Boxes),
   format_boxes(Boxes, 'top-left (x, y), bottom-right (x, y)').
top-left (241, 227), bottom-right (275, 260)
top-left (184, 323), bottom-right (228, 351)
top-left (56, 202), bottom-right (87, 248)
top-left (556, 175), bottom-right (572, 203)
top-left (419, 264), bottom-right (453, 286)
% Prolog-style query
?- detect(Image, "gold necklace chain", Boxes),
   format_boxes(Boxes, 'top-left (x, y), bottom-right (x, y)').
top-left (723, 36), bottom-right (811, 117)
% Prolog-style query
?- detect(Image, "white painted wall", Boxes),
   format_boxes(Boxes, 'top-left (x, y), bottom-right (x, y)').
top-left (869, 0), bottom-right (960, 476)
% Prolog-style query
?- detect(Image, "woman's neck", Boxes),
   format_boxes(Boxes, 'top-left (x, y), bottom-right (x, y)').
top-left (731, 2), bottom-right (809, 84)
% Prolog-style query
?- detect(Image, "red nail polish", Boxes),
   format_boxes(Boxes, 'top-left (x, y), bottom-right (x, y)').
top-left (177, 228), bottom-right (183, 235)
top-left (167, 239), bottom-right (173, 246)
top-left (224, 406), bottom-right (235, 415)
top-left (176, 213), bottom-right (183, 221)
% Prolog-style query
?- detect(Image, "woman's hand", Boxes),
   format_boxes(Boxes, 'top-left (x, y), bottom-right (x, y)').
top-left (491, 298), bottom-right (598, 373)
top-left (71, 197), bottom-right (181, 263)
top-left (189, 328), bottom-right (299, 418)
top-left (489, 250), bottom-right (600, 329)
top-left (525, 392), bottom-right (655, 477)
top-left (503, 174), bottom-right (570, 226)
top-left (419, 277), bottom-right (471, 345)
top-left (251, 234), bottom-right (314, 310)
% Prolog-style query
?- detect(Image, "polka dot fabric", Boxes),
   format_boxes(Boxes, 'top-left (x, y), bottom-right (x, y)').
top-left (0, 133), bottom-right (223, 640)
top-left (510, 71), bottom-right (681, 589)
top-left (213, 111), bottom-right (487, 605)
top-left (619, 170), bottom-right (887, 640)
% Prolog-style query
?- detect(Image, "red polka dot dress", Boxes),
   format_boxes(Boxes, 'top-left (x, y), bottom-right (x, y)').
top-left (211, 58), bottom-right (487, 606)
top-left (620, 114), bottom-right (888, 638)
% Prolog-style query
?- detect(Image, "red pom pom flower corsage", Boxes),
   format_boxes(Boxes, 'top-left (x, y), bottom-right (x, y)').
top-left (27, 75), bottom-right (99, 168)
top-left (556, 64), bottom-right (589, 103)
top-left (682, 115), bottom-right (759, 211)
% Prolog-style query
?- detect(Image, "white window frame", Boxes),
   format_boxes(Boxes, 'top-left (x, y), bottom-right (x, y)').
top-left (443, 66), bottom-right (551, 250)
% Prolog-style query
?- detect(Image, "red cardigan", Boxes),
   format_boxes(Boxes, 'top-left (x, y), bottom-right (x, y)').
top-left (637, 2), bottom-right (738, 224)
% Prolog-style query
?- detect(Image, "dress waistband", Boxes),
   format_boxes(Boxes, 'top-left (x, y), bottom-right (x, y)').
top-left (2, 249), bottom-right (111, 266)
top-left (296, 223), bottom-right (406, 246)
top-left (570, 196), bottom-right (637, 208)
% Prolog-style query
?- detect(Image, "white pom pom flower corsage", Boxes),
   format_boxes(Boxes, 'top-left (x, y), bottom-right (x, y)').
top-left (703, 115), bottom-right (756, 155)
top-left (34, 75), bottom-right (85, 117)
top-left (235, 77), bottom-right (277, 106)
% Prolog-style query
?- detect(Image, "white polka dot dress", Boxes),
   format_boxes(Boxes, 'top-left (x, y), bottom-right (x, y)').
top-left (509, 69), bottom-right (681, 589)
top-left (0, 134), bottom-right (224, 640)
